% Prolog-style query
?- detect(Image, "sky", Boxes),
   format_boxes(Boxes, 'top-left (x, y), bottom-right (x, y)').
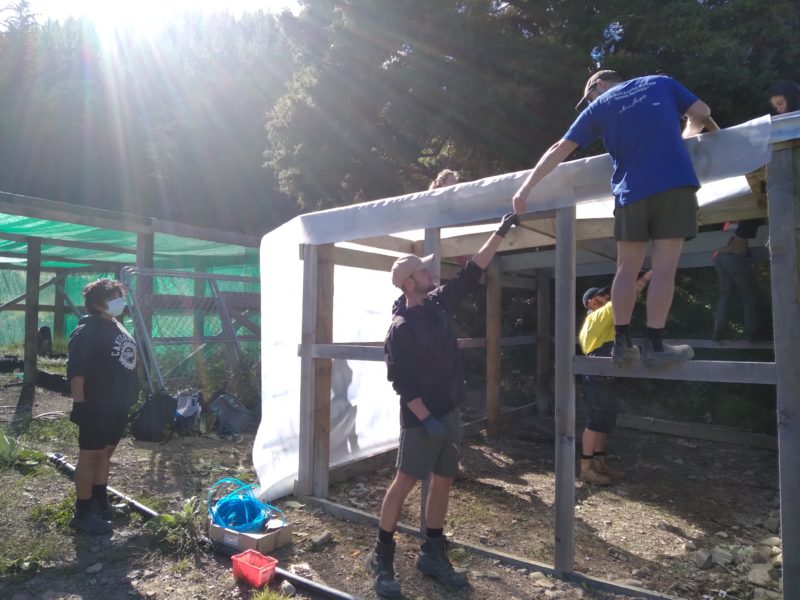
top-left (26, 0), bottom-right (300, 33)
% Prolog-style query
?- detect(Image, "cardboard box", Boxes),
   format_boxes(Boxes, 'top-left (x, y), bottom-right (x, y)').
top-left (209, 520), bottom-right (293, 554)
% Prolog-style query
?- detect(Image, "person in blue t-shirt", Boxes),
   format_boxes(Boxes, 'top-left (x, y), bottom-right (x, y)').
top-left (512, 70), bottom-right (717, 367)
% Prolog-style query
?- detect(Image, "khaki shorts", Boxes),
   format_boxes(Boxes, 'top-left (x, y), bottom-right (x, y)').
top-left (397, 408), bottom-right (461, 480)
top-left (614, 186), bottom-right (698, 242)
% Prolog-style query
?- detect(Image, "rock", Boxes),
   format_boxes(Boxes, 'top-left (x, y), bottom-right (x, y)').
top-left (544, 590), bottom-right (565, 599)
top-left (771, 553), bottom-right (782, 568)
top-left (682, 541), bottom-right (697, 552)
top-left (85, 563), bottom-right (103, 574)
top-left (764, 514), bottom-right (780, 534)
top-left (712, 546), bottom-right (734, 566)
top-left (716, 531), bottom-right (729, 539)
top-left (748, 564), bottom-right (777, 589)
top-left (310, 531), bottom-right (333, 549)
top-left (279, 580), bottom-right (296, 597)
top-left (759, 536), bottom-right (781, 547)
top-left (752, 547), bottom-right (772, 564)
top-left (142, 569), bottom-right (156, 579)
top-left (529, 571), bottom-right (547, 581)
top-left (471, 570), bottom-right (501, 580)
top-left (693, 549), bottom-right (713, 569)
top-left (770, 545), bottom-right (781, 556)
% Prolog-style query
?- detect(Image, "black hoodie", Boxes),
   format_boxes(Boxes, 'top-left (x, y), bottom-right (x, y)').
top-left (384, 261), bottom-right (483, 427)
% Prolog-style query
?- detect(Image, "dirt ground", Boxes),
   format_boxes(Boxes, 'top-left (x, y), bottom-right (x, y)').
top-left (0, 377), bottom-right (782, 600)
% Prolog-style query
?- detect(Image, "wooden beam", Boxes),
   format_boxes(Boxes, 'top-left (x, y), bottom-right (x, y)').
top-left (313, 244), bottom-right (334, 498)
top-left (349, 234), bottom-right (414, 254)
top-left (0, 231), bottom-right (133, 255)
top-left (616, 414), bottom-right (777, 450)
top-left (0, 250), bottom-right (125, 269)
top-left (18, 238), bottom-right (41, 420)
top-left (553, 206), bottom-right (576, 574)
top-left (136, 233), bottom-right (154, 336)
top-left (536, 269), bottom-right (551, 415)
top-left (766, 144), bottom-right (800, 598)
top-left (424, 228), bottom-right (441, 281)
top-left (0, 190), bottom-right (260, 247)
top-left (573, 356), bottom-right (776, 385)
top-left (331, 246), bottom-right (395, 272)
top-left (297, 244), bottom-right (319, 497)
top-left (53, 270), bottom-right (66, 340)
top-left (485, 260), bottom-right (501, 437)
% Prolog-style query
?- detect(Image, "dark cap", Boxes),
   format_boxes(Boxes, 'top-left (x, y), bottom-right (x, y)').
top-left (582, 285), bottom-right (610, 308)
top-left (575, 70), bottom-right (621, 111)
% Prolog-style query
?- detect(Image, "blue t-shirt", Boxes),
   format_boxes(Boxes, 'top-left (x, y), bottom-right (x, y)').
top-left (564, 75), bottom-right (700, 206)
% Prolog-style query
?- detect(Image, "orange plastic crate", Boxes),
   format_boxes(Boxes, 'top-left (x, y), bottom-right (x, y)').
top-left (231, 549), bottom-right (278, 587)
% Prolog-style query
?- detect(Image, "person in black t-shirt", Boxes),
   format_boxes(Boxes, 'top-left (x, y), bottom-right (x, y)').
top-left (67, 279), bottom-right (139, 535)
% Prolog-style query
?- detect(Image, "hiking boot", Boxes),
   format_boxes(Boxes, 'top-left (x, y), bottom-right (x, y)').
top-left (641, 339), bottom-right (694, 368)
top-left (578, 458), bottom-right (612, 486)
top-left (593, 455), bottom-right (624, 480)
top-left (611, 339), bottom-right (640, 366)
top-left (91, 499), bottom-right (124, 521)
top-left (366, 540), bottom-right (401, 598)
top-left (70, 511), bottom-right (113, 535)
top-left (415, 535), bottom-right (468, 587)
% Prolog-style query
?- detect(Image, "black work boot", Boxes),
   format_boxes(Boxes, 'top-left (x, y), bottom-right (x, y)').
top-left (366, 540), bottom-right (401, 598)
top-left (415, 535), bottom-right (468, 587)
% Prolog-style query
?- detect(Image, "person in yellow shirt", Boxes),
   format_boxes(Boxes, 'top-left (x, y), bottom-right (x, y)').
top-left (578, 271), bottom-right (651, 485)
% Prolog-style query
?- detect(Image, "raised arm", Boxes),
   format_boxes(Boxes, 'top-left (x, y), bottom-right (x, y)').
top-left (512, 139), bottom-right (579, 214)
top-left (683, 100), bottom-right (717, 137)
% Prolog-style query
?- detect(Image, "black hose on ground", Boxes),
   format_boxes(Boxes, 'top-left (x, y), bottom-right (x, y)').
top-left (45, 453), bottom-right (360, 600)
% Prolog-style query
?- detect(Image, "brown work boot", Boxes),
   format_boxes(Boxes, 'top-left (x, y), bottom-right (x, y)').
top-left (593, 454), bottom-right (624, 480)
top-left (578, 457), bottom-right (612, 486)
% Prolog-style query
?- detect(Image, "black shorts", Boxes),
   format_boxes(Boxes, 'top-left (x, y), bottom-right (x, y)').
top-left (614, 186), bottom-right (698, 242)
top-left (71, 401), bottom-right (128, 451)
top-left (581, 375), bottom-right (619, 434)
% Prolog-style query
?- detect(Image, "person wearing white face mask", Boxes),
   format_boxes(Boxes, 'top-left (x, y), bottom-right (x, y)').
top-left (66, 279), bottom-right (139, 534)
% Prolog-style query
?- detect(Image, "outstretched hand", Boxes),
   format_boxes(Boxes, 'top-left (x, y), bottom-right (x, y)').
top-left (496, 212), bottom-right (520, 238)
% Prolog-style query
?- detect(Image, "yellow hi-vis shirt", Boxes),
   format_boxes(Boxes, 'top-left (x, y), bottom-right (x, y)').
top-left (578, 301), bottom-right (615, 355)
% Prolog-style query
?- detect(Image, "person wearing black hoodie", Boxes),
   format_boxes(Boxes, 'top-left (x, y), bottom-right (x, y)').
top-left (365, 212), bottom-right (519, 598)
top-left (67, 279), bottom-right (139, 534)
top-left (768, 80), bottom-right (800, 115)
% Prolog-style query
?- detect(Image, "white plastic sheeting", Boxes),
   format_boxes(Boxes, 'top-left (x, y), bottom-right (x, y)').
top-left (253, 115), bottom-right (772, 500)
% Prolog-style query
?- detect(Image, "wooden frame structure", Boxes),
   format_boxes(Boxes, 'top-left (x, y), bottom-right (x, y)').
top-left (287, 113), bottom-right (799, 598)
top-left (0, 191), bottom-right (259, 421)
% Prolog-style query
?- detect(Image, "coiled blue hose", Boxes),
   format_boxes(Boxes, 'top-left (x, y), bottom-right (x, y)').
top-left (207, 477), bottom-right (285, 533)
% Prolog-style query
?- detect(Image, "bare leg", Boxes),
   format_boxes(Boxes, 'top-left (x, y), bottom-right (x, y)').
top-left (92, 444), bottom-right (116, 485)
top-left (378, 470), bottom-right (418, 532)
top-left (612, 242), bottom-right (647, 326)
top-left (582, 429), bottom-right (607, 454)
top-left (646, 238), bottom-right (684, 328)
top-left (424, 475), bottom-right (453, 529)
top-left (75, 449), bottom-right (104, 500)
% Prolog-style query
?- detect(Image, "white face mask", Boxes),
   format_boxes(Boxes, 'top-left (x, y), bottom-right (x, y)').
top-left (104, 297), bottom-right (126, 317)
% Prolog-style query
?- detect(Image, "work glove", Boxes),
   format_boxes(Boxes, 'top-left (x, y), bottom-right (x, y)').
top-left (496, 212), bottom-right (520, 238)
top-left (422, 415), bottom-right (446, 441)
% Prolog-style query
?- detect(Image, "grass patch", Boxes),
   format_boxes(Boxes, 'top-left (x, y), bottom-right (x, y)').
top-left (19, 417), bottom-right (78, 449)
top-left (29, 489), bottom-right (76, 531)
top-left (251, 589), bottom-right (292, 600)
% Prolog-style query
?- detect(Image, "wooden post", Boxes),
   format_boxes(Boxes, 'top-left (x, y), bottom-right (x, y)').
top-left (420, 227), bottom-right (441, 530)
top-left (313, 244), bottom-right (334, 498)
top-left (424, 228), bottom-right (441, 281)
top-left (767, 144), bottom-right (800, 598)
top-left (193, 277), bottom-right (205, 343)
top-left (536, 269), bottom-right (551, 414)
top-left (294, 244), bottom-right (335, 498)
top-left (553, 206), bottom-right (576, 574)
top-left (486, 260), bottom-right (502, 437)
top-left (53, 269), bottom-right (66, 341)
top-left (136, 232), bottom-right (154, 336)
top-left (17, 238), bottom-right (42, 421)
